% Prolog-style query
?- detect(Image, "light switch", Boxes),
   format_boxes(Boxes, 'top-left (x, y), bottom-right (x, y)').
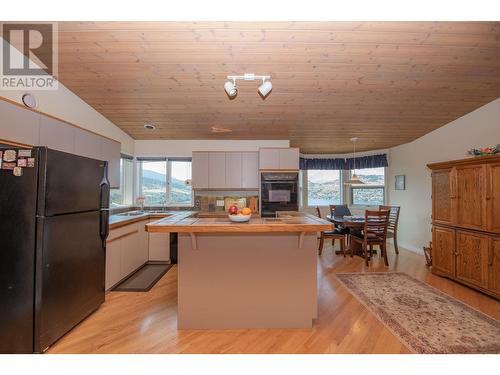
top-left (216, 200), bottom-right (225, 207)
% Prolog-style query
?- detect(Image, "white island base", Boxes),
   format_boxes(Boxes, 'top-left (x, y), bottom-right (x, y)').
top-left (177, 232), bottom-right (318, 330)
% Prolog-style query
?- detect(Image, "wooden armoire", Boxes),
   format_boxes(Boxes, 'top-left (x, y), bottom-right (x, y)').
top-left (428, 154), bottom-right (500, 299)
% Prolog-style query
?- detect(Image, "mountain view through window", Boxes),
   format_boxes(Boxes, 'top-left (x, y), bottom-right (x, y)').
top-left (140, 161), bottom-right (192, 206)
top-left (307, 170), bottom-right (341, 206)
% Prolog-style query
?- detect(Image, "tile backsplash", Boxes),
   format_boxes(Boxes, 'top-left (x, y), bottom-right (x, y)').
top-left (194, 190), bottom-right (259, 213)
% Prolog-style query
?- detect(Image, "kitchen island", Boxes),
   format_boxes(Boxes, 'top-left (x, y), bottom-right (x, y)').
top-left (146, 213), bottom-right (332, 329)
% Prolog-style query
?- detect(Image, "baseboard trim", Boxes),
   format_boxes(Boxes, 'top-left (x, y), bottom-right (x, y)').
top-left (399, 243), bottom-right (424, 254)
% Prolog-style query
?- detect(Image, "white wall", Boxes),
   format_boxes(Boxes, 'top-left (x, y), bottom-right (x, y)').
top-left (0, 37), bottom-right (134, 154)
top-left (388, 98), bottom-right (500, 253)
top-left (134, 140), bottom-right (290, 156)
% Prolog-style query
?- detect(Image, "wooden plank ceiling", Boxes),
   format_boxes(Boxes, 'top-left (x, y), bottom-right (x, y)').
top-left (57, 22), bottom-right (500, 153)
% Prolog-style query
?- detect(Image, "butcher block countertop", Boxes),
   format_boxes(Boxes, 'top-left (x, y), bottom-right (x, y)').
top-left (146, 213), bottom-right (333, 233)
top-left (108, 210), bottom-right (191, 230)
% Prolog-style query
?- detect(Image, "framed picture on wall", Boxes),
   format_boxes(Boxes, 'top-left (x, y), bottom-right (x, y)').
top-left (395, 175), bottom-right (406, 190)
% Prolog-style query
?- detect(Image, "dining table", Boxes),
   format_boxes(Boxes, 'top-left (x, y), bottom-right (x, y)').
top-left (326, 214), bottom-right (366, 257)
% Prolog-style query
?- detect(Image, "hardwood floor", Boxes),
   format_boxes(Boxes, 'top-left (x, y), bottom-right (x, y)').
top-left (48, 243), bottom-right (500, 354)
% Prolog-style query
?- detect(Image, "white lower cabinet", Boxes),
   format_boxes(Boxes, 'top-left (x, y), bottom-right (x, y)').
top-left (148, 219), bottom-right (170, 261)
top-left (105, 240), bottom-right (122, 291)
top-left (105, 219), bottom-right (149, 290)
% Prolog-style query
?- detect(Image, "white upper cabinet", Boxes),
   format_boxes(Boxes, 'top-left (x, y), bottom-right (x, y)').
top-left (0, 99), bottom-right (122, 187)
top-left (241, 152), bottom-right (259, 189)
top-left (259, 148), bottom-right (299, 170)
top-left (279, 148), bottom-right (300, 169)
top-left (208, 152), bottom-right (226, 189)
top-left (74, 128), bottom-right (103, 160)
top-left (101, 138), bottom-right (121, 188)
top-left (0, 99), bottom-right (40, 146)
top-left (75, 129), bottom-right (121, 188)
top-left (259, 148), bottom-right (280, 170)
top-left (225, 152), bottom-right (242, 189)
top-left (192, 152), bottom-right (209, 189)
top-left (192, 151), bottom-right (259, 190)
top-left (39, 116), bottom-right (75, 154)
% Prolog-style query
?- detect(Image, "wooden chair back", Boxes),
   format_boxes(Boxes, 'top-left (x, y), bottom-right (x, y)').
top-left (315, 206), bottom-right (322, 218)
top-left (330, 204), bottom-right (351, 217)
top-left (363, 210), bottom-right (390, 241)
top-left (379, 205), bottom-right (400, 231)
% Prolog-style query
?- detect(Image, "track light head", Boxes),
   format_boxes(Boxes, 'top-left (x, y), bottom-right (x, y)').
top-left (258, 80), bottom-right (273, 98)
top-left (224, 80), bottom-right (238, 97)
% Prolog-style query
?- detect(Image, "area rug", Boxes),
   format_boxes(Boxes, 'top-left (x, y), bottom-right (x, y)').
top-left (112, 263), bottom-right (172, 292)
top-left (335, 272), bottom-right (500, 354)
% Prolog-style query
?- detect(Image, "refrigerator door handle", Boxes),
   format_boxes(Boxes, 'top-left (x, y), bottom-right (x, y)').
top-left (99, 162), bottom-right (110, 210)
top-left (100, 209), bottom-right (110, 246)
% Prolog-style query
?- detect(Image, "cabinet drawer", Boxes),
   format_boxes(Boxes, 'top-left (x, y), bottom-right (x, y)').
top-left (108, 221), bottom-right (141, 241)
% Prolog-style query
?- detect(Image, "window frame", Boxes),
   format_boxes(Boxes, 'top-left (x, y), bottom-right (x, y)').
top-left (304, 169), bottom-right (343, 208)
top-left (137, 157), bottom-right (193, 207)
top-left (166, 158), bottom-right (193, 207)
top-left (348, 167), bottom-right (387, 207)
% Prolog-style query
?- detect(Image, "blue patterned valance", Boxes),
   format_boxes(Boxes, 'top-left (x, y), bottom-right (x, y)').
top-left (300, 153), bottom-right (388, 170)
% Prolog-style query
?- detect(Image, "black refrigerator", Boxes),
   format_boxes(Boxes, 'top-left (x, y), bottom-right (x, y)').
top-left (0, 146), bottom-right (110, 353)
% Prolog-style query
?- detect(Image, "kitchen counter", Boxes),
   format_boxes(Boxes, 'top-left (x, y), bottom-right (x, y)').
top-left (146, 212), bottom-right (332, 330)
top-left (146, 213), bottom-right (331, 233)
top-left (108, 210), bottom-right (192, 229)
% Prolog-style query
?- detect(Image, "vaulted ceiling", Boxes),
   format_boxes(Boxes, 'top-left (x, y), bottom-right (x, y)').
top-left (56, 22), bottom-right (500, 153)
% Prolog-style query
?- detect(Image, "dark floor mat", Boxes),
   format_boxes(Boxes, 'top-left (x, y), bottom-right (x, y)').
top-left (112, 263), bottom-right (172, 292)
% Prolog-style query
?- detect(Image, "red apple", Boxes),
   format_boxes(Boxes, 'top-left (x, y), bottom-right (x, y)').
top-left (228, 205), bottom-right (238, 215)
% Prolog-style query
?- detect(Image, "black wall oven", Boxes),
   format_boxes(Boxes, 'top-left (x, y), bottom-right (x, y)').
top-left (260, 172), bottom-right (299, 217)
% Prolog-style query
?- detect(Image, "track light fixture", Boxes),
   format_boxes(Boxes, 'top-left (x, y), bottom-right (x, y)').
top-left (224, 78), bottom-right (238, 97)
top-left (224, 73), bottom-right (272, 98)
top-left (258, 80), bottom-right (273, 97)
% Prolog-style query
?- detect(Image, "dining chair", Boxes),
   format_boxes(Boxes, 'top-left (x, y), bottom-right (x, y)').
top-left (329, 204), bottom-right (351, 217)
top-left (315, 206), bottom-right (346, 256)
top-left (350, 210), bottom-right (390, 266)
top-left (379, 205), bottom-right (401, 254)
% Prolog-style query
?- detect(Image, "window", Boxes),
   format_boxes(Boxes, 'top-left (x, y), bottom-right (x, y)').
top-left (350, 167), bottom-right (385, 206)
top-left (139, 160), bottom-right (167, 206)
top-left (168, 160), bottom-right (192, 205)
top-left (110, 156), bottom-right (134, 207)
top-left (138, 158), bottom-right (193, 207)
top-left (306, 170), bottom-right (341, 206)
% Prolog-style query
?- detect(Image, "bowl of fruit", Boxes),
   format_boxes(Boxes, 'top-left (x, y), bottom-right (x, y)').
top-left (228, 205), bottom-right (252, 222)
